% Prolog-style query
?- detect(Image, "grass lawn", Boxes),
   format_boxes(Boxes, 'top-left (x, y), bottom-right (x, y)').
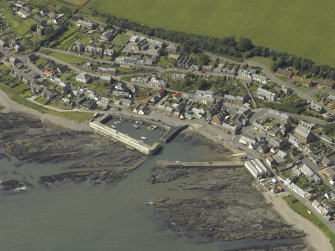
top-left (112, 34), bottom-right (130, 46)
top-left (0, 5), bottom-right (37, 35)
top-left (283, 195), bottom-right (335, 250)
top-left (53, 26), bottom-right (83, 50)
top-left (60, 0), bottom-right (88, 6)
top-left (0, 83), bottom-right (92, 122)
top-left (47, 51), bottom-right (85, 65)
top-left (249, 57), bottom-right (273, 68)
top-left (12, 84), bottom-right (31, 93)
top-left (86, 0), bottom-right (335, 66)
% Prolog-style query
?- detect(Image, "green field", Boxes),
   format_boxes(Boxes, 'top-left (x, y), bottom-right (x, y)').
top-left (86, 0), bottom-right (335, 66)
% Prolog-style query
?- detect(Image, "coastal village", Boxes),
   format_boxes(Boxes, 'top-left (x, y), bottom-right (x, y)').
top-left (1, 0), bottom-right (335, 234)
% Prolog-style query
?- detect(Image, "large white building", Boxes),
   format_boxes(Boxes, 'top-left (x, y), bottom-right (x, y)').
top-left (244, 159), bottom-right (271, 179)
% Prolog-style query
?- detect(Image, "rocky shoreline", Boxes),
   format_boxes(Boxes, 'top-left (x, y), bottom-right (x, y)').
top-left (147, 164), bottom-right (306, 249)
top-left (0, 111), bottom-right (145, 193)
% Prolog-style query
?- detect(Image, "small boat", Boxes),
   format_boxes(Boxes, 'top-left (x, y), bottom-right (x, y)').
top-left (132, 124), bottom-right (141, 129)
top-left (14, 186), bottom-right (26, 192)
top-left (140, 136), bottom-right (147, 140)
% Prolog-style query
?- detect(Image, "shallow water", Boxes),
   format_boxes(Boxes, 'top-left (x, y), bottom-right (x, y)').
top-left (0, 134), bottom-right (302, 251)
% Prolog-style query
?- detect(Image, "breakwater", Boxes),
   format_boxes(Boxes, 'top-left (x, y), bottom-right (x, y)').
top-left (157, 160), bottom-right (243, 168)
top-left (160, 125), bottom-right (188, 143)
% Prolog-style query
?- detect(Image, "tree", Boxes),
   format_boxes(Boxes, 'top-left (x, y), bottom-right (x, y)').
top-left (237, 38), bottom-right (253, 52)
top-left (30, 24), bottom-right (37, 32)
top-left (44, 26), bottom-right (55, 36)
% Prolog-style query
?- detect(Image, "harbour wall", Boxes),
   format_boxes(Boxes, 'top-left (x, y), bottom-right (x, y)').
top-left (89, 121), bottom-right (161, 155)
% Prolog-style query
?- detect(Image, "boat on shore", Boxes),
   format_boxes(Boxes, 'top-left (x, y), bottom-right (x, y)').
top-left (147, 125), bottom-right (158, 131)
top-left (132, 124), bottom-right (141, 129)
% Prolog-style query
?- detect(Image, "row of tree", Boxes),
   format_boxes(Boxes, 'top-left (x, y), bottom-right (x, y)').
top-left (91, 10), bottom-right (335, 80)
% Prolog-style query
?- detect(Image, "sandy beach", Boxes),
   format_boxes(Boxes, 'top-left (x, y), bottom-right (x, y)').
top-left (263, 191), bottom-right (332, 251)
top-left (0, 89), bottom-right (90, 131)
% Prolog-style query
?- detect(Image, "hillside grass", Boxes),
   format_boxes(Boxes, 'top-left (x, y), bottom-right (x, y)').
top-left (284, 195), bottom-right (335, 250)
top-left (86, 0), bottom-right (335, 66)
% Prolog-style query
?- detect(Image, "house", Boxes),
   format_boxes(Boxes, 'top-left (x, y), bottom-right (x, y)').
top-left (57, 65), bottom-right (68, 74)
top-left (298, 163), bottom-right (321, 183)
top-left (14, 43), bottom-right (23, 52)
top-left (14, 1), bottom-right (26, 8)
top-left (276, 68), bottom-right (293, 78)
top-left (257, 87), bottom-right (277, 101)
top-left (239, 136), bottom-right (256, 149)
top-left (322, 157), bottom-right (334, 167)
top-left (115, 57), bottom-right (138, 65)
top-left (282, 86), bottom-right (293, 95)
top-left (221, 123), bottom-right (241, 135)
top-left (76, 72), bottom-right (91, 83)
top-left (71, 43), bottom-right (85, 53)
top-left (310, 101), bottom-right (326, 114)
top-left (36, 25), bottom-right (45, 35)
top-left (41, 89), bottom-right (56, 100)
top-left (211, 113), bottom-right (225, 127)
top-left (9, 56), bottom-right (20, 66)
top-left (277, 150), bottom-right (288, 159)
top-left (104, 49), bottom-right (114, 57)
top-left (284, 178), bottom-right (313, 200)
top-left (30, 83), bottom-right (43, 94)
top-left (147, 76), bottom-right (167, 88)
top-left (43, 69), bottom-right (55, 78)
top-left (318, 79), bottom-right (335, 89)
top-left (61, 98), bottom-right (71, 105)
top-left (257, 143), bottom-right (270, 154)
top-left (223, 94), bottom-right (249, 106)
top-left (130, 35), bottom-right (139, 42)
top-left (196, 90), bottom-right (214, 99)
top-left (192, 108), bottom-right (205, 118)
top-left (138, 105), bottom-right (150, 115)
top-left (27, 54), bottom-right (38, 63)
top-left (76, 20), bottom-right (97, 30)
top-left (97, 67), bottom-right (116, 75)
top-left (202, 65), bottom-right (213, 72)
top-left (158, 88), bottom-right (167, 98)
top-left (208, 99), bottom-right (223, 117)
top-left (17, 10), bottom-right (31, 19)
top-left (112, 90), bottom-right (129, 98)
top-left (100, 29), bottom-right (115, 42)
top-left (114, 82), bottom-right (126, 91)
top-left (266, 155), bottom-right (277, 168)
top-left (85, 46), bottom-right (103, 56)
top-left (100, 75), bottom-right (113, 83)
top-left (252, 74), bottom-right (270, 84)
top-left (39, 8), bottom-right (49, 17)
top-left (0, 39), bottom-right (9, 48)
top-left (96, 97), bottom-right (110, 110)
top-left (293, 124), bottom-right (315, 144)
top-left (292, 76), bottom-right (314, 87)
